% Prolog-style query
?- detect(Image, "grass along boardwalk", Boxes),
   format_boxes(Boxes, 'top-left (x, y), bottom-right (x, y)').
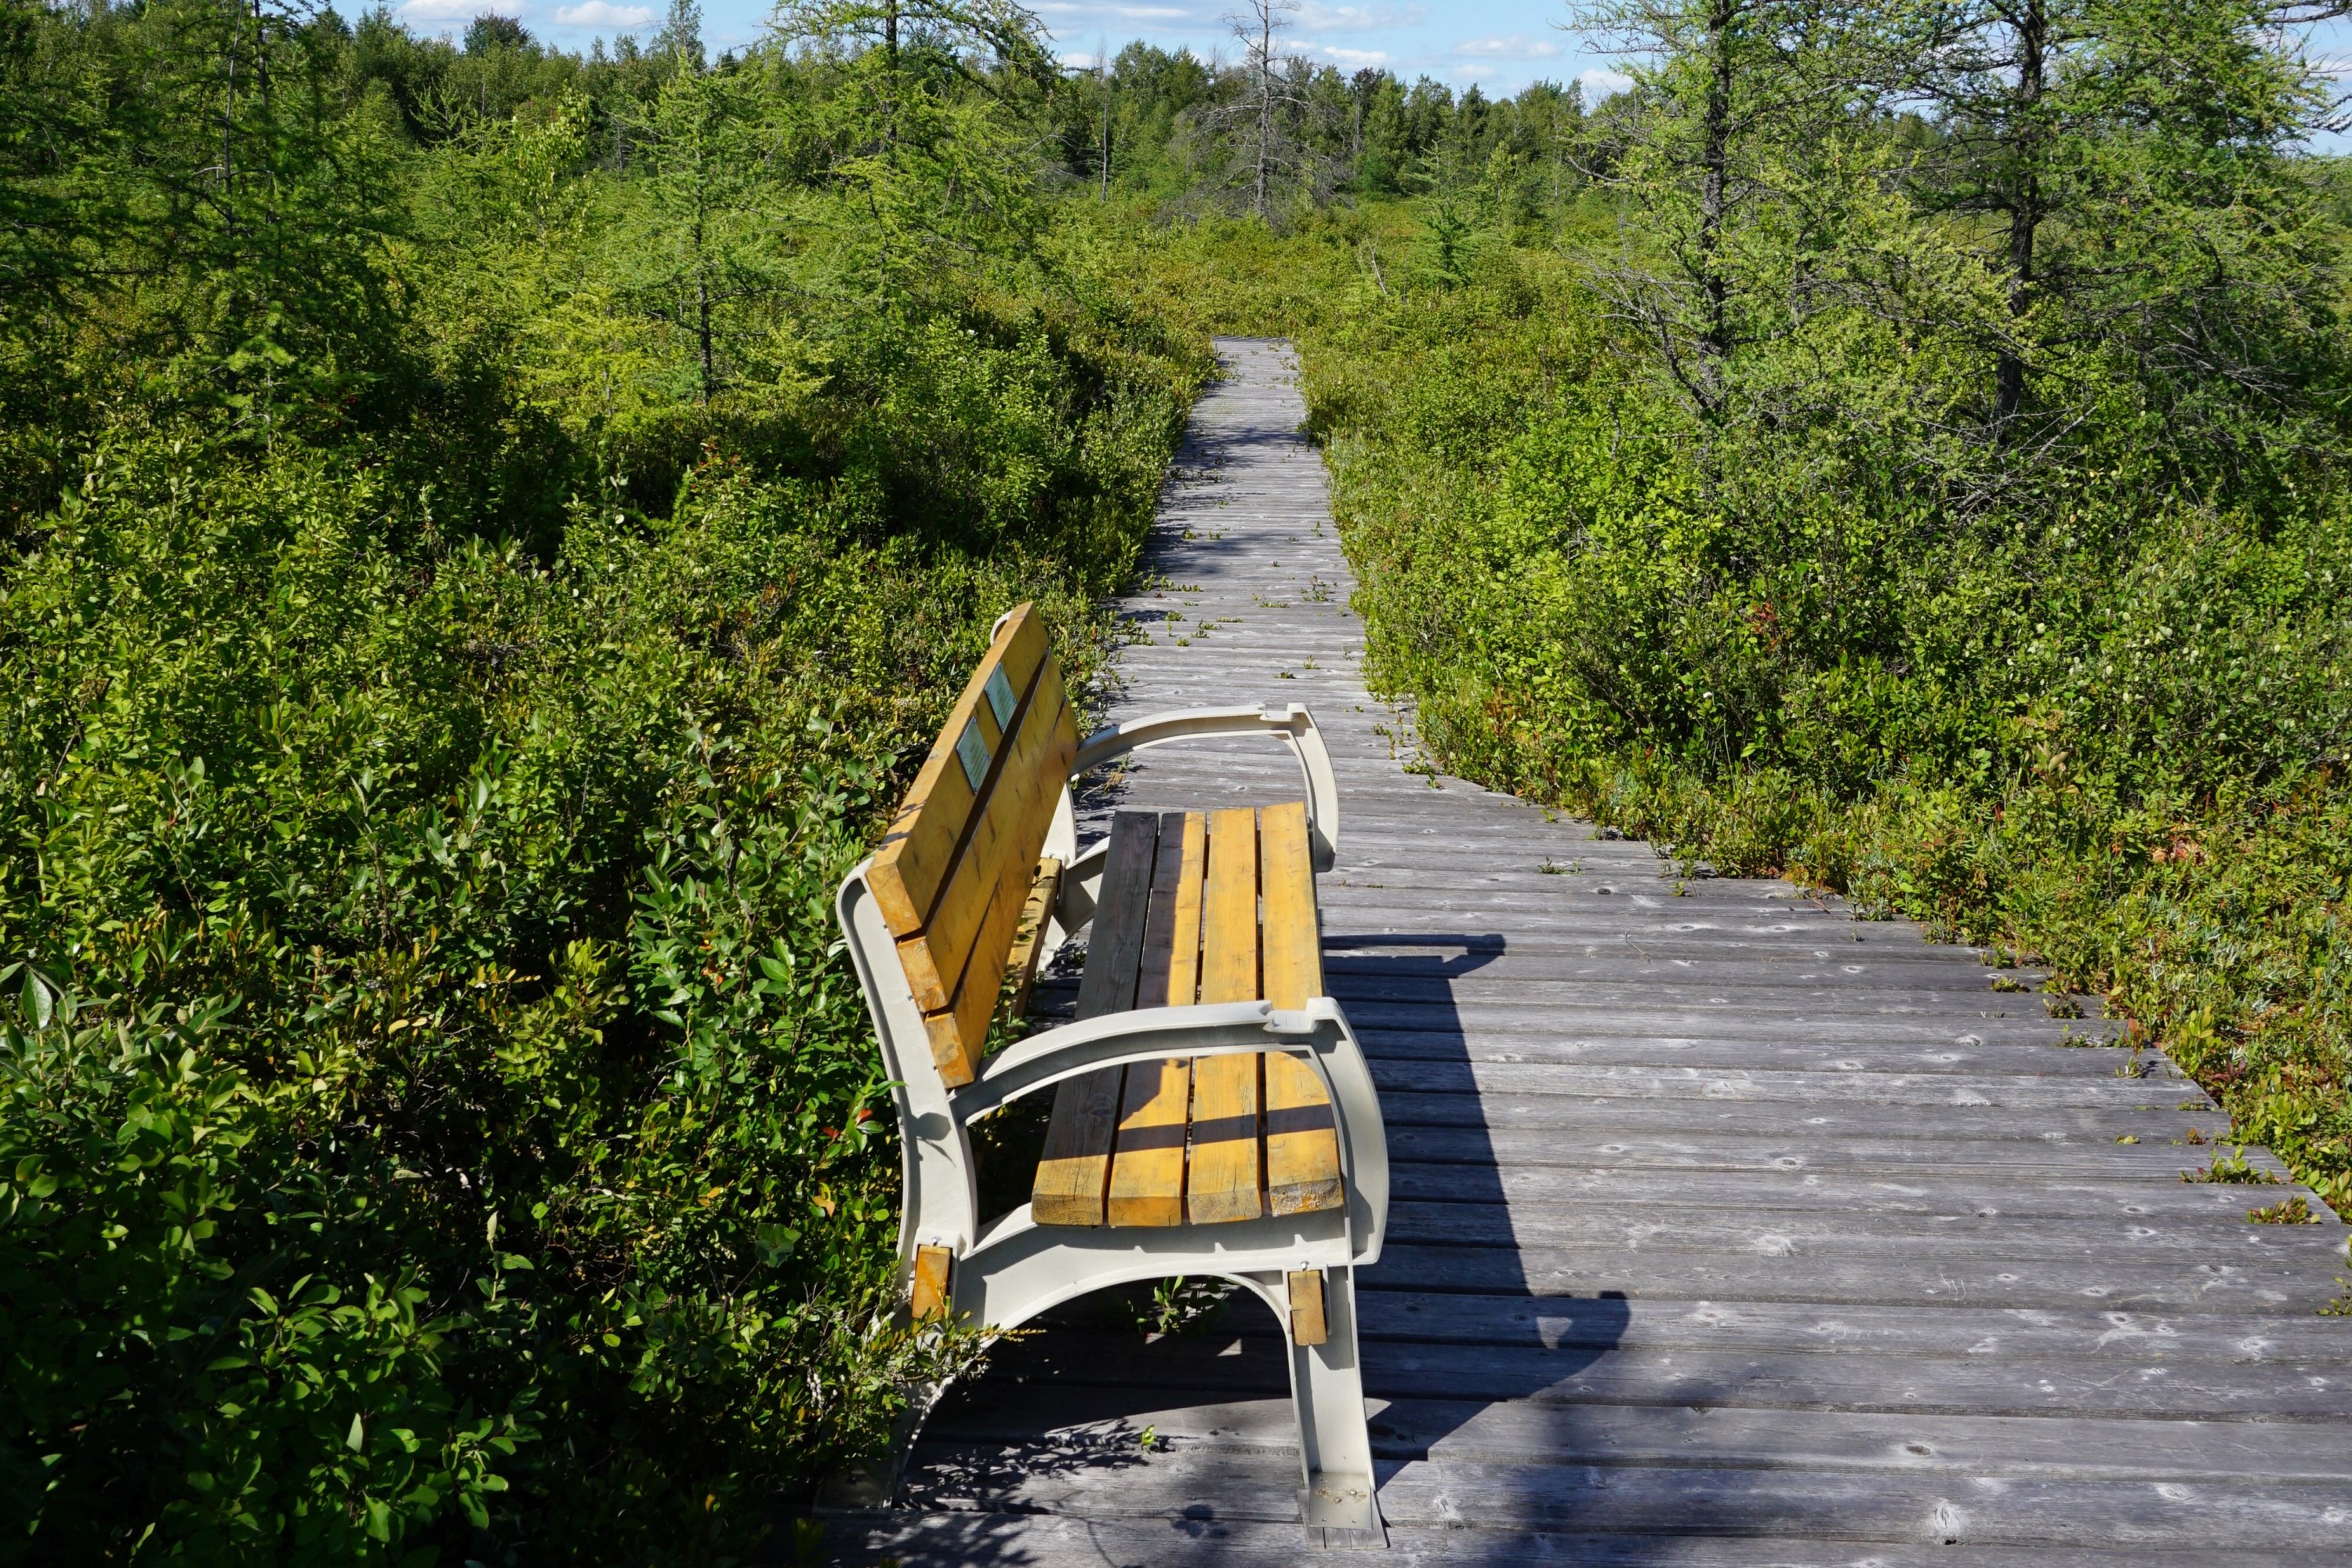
top-left (833, 339), bottom-right (2352, 1565)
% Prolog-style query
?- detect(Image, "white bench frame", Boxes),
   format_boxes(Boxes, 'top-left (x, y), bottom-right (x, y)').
top-left (833, 701), bottom-right (1390, 1544)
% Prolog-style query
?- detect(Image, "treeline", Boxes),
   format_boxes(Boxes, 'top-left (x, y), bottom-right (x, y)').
top-left (1047, 34), bottom-right (1589, 217)
top-left (0, 0), bottom-right (1200, 1559)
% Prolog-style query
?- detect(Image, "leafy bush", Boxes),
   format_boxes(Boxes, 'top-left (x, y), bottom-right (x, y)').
top-left (0, 3), bottom-right (1204, 1556)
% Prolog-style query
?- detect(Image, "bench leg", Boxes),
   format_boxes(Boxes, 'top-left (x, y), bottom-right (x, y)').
top-left (1271, 1265), bottom-right (1387, 1548)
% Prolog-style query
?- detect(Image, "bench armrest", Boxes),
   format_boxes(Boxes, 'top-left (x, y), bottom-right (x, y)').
top-left (1071, 703), bottom-right (1338, 870)
top-left (953, 998), bottom-right (1389, 1250)
top-left (956, 1000), bottom-right (1298, 1117)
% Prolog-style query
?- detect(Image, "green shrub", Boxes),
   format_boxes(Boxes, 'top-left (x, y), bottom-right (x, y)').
top-left (0, 301), bottom-right (1196, 1560)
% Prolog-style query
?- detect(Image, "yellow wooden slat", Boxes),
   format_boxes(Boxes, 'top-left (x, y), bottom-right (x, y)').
top-left (1257, 800), bottom-right (1322, 1008)
top-left (897, 661), bottom-right (1073, 1014)
top-left (912, 677), bottom-right (1079, 1084)
top-left (1287, 1267), bottom-right (1327, 1347)
top-left (1107, 1057), bottom-right (1190, 1226)
top-left (1133, 811), bottom-right (1188, 1014)
top-left (1167, 811), bottom-right (1207, 1008)
top-left (910, 1245), bottom-right (953, 1323)
top-left (998, 856), bottom-right (1062, 1028)
top-left (1188, 808), bottom-right (1265, 1224)
top-left (1258, 799), bottom-right (1344, 1217)
top-left (866, 604), bottom-right (1048, 937)
top-left (1032, 1067), bottom-right (1124, 1226)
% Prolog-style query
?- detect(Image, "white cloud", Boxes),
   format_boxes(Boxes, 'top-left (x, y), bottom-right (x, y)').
top-left (1295, 2), bottom-right (1423, 31)
top-left (1454, 34), bottom-right (1558, 58)
top-left (400, 0), bottom-right (516, 21)
top-left (1036, 1), bottom-right (1196, 16)
top-left (554, 0), bottom-right (654, 24)
top-left (1579, 66), bottom-right (1633, 100)
top-left (1319, 43), bottom-right (1389, 64)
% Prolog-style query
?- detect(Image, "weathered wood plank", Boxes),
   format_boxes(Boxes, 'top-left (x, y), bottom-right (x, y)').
top-left (1105, 811), bottom-right (1192, 1225)
top-left (841, 1515), bottom-right (2352, 1568)
top-left (1258, 799), bottom-right (1341, 1217)
top-left (1378, 1198), bottom-right (2346, 1260)
top-left (924, 1387), bottom-right (2352, 1482)
top-left (1365, 1240), bottom-right (2339, 1311)
top-left (1367, 1059), bottom-right (2197, 1110)
top-left (1187, 806), bottom-right (1264, 1224)
top-left (1348, 1291), bottom-right (2352, 1362)
top-left (889, 1439), bottom-right (2352, 1549)
top-left (1385, 1162), bottom-right (2314, 1222)
top-left (1032, 812), bottom-right (1158, 1226)
top-left (1374, 1091), bottom-right (2214, 1144)
top-left (1384, 1123), bottom-right (2296, 1178)
top-left (937, 1322), bottom-right (2352, 1417)
top-left (866, 604), bottom-right (1048, 935)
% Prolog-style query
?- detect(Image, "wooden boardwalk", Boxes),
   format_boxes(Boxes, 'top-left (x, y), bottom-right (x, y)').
top-left (836, 339), bottom-right (2352, 1564)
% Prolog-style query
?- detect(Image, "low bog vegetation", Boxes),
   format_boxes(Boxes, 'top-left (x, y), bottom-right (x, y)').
top-left (0, 0), bottom-right (1199, 1558)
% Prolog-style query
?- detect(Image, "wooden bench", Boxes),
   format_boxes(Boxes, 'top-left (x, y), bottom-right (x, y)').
top-left (835, 603), bottom-right (1390, 1546)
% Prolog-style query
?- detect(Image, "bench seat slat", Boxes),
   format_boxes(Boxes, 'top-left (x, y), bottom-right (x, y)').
top-left (1032, 812), bottom-right (1159, 1226)
top-left (1109, 814), bottom-right (1196, 1225)
top-left (1260, 800), bottom-right (1345, 1217)
top-left (1167, 811), bottom-right (1208, 1007)
top-left (1029, 804), bottom-right (1345, 1229)
top-left (1188, 808), bottom-right (1265, 1225)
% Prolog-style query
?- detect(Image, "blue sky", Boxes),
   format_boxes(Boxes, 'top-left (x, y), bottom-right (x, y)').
top-left (396, 0), bottom-right (1636, 101)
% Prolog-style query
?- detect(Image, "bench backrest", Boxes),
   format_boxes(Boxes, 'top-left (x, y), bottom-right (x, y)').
top-left (868, 603), bottom-right (1077, 1087)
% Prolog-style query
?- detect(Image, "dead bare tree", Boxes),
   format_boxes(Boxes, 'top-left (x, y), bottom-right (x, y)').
top-left (1220, 0), bottom-right (1304, 220)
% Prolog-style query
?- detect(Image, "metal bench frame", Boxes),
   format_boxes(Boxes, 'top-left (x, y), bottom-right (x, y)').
top-left (834, 700), bottom-right (1391, 1544)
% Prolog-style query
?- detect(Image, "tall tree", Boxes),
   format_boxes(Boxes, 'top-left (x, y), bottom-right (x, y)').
top-left (613, 57), bottom-right (799, 404)
top-left (1574, 0), bottom-right (1887, 414)
top-left (774, 0), bottom-right (1051, 296)
top-left (1901, 0), bottom-right (2334, 433)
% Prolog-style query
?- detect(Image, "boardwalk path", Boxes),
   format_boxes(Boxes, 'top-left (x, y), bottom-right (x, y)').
top-left (843, 339), bottom-right (2352, 1564)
